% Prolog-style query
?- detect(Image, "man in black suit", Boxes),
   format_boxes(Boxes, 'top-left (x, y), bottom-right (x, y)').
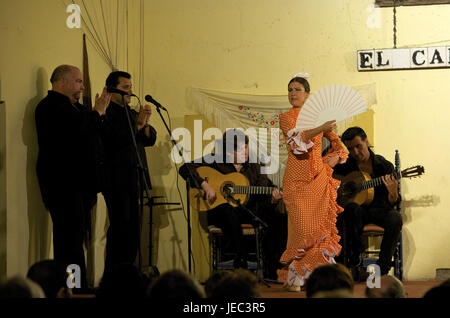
top-left (100, 71), bottom-right (157, 272)
top-left (179, 129), bottom-right (286, 278)
top-left (333, 127), bottom-right (402, 276)
top-left (35, 65), bottom-right (111, 288)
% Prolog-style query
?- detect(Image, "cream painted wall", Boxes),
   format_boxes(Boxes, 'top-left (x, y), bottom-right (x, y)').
top-left (1, 0), bottom-right (449, 283)
top-left (0, 0), bottom-right (112, 281)
top-left (1, 0), bottom-right (77, 278)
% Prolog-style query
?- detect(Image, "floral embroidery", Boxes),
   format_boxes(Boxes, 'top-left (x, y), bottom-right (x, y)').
top-left (239, 106), bottom-right (282, 128)
top-left (238, 106), bottom-right (286, 147)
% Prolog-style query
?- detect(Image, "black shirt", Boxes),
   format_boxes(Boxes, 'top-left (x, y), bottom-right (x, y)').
top-left (100, 101), bottom-right (157, 192)
top-left (333, 149), bottom-right (400, 209)
top-left (35, 90), bottom-right (103, 206)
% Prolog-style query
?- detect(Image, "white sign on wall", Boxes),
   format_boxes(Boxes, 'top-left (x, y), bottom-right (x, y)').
top-left (358, 47), bottom-right (450, 71)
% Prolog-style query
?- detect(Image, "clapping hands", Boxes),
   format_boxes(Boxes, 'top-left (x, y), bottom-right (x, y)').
top-left (93, 86), bottom-right (111, 115)
top-left (136, 104), bottom-right (152, 130)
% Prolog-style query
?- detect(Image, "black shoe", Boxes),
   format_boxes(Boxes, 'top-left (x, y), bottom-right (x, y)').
top-left (359, 267), bottom-right (370, 282)
top-left (348, 253), bottom-right (362, 267)
top-left (376, 261), bottom-right (391, 276)
top-left (349, 266), bottom-right (360, 282)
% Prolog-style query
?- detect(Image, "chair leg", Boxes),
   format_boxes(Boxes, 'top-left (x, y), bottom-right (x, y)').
top-left (255, 227), bottom-right (263, 276)
top-left (395, 233), bottom-right (403, 281)
top-left (211, 234), bottom-right (217, 272)
top-left (342, 220), bottom-right (348, 267)
top-left (394, 242), bottom-right (399, 279)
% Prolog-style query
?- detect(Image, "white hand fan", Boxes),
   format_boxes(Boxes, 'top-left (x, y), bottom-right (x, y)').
top-left (296, 84), bottom-right (367, 130)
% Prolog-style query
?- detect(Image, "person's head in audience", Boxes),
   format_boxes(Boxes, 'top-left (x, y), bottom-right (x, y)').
top-left (312, 288), bottom-right (354, 298)
top-left (27, 259), bottom-right (71, 298)
top-left (305, 263), bottom-right (354, 298)
top-left (423, 278), bottom-right (450, 298)
top-left (0, 276), bottom-right (46, 298)
top-left (146, 269), bottom-right (205, 299)
top-left (205, 270), bottom-right (233, 298)
top-left (96, 263), bottom-right (150, 298)
top-left (207, 269), bottom-right (260, 298)
top-left (365, 275), bottom-right (406, 298)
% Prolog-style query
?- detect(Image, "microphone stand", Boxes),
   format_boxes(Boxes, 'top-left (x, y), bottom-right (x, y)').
top-left (224, 191), bottom-right (271, 288)
top-left (152, 102), bottom-right (201, 274)
top-left (147, 196), bottom-right (179, 275)
top-left (121, 94), bottom-right (157, 272)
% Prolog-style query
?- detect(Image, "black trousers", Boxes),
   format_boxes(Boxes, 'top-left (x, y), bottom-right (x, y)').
top-left (103, 190), bottom-right (140, 272)
top-left (47, 190), bottom-right (90, 289)
top-left (208, 204), bottom-right (251, 262)
top-left (337, 202), bottom-right (402, 275)
top-left (208, 203), bottom-right (287, 278)
top-left (259, 208), bottom-right (287, 279)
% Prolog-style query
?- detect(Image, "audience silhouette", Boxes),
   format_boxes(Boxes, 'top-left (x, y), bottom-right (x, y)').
top-left (0, 258), bottom-right (447, 299)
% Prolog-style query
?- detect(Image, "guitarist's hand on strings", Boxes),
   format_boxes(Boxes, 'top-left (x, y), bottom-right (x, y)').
top-left (381, 174), bottom-right (399, 204)
top-left (271, 189), bottom-right (283, 204)
top-left (201, 181), bottom-right (216, 204)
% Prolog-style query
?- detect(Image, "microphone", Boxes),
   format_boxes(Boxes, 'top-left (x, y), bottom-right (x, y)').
top-left (107, 87), bottom-right (136, 97)
top-left (145, 95), bottom-right (167, 111)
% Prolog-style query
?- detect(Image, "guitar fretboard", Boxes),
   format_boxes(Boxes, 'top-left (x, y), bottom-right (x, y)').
top-left (358, 171), bottom-right (401, 191)
top-left (359, 177), bottom-right (384, 190)
top-left (231, 186), bottom-right (275, 195)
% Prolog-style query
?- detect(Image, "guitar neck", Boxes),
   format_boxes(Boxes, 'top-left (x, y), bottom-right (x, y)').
top-left (232, 185), bottom-right (274, 195)
top-left (359, 173), bottom-right (400, 191)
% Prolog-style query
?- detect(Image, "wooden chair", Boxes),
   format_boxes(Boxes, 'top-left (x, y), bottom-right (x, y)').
top-left (359, 150), bottom-right (403, 280)
top-left (208, 223), bottom-right (259, 272)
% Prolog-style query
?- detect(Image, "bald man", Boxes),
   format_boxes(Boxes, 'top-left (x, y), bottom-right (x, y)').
top-left (35, 65), bottom-right (111, 289)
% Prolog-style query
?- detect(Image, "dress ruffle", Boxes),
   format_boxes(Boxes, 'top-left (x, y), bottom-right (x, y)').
top-left (286, 128), bottom-right (314, 155)
top-left (277, 166), bottom-right (343, 286)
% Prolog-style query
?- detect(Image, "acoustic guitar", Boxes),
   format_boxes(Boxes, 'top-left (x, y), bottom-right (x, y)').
top-left (336, 165), bottom-right (425, 207)
top-left (188, 166), bottom-right (277, 212)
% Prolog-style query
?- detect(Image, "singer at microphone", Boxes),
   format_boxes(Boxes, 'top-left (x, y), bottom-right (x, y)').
top-left (107, 84), bottom-right (134, 107)
top-left (101, 71), bottom-right (157, 272)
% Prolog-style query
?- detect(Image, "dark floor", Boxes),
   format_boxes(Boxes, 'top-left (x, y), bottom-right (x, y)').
top-left (259, 280), bottom-right (443, 298)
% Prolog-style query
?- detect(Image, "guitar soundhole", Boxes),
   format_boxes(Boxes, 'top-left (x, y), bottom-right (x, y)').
top-left (222, 183), bottom-right (234, 197)
top-left (343, 181), bottom-right (358, 196)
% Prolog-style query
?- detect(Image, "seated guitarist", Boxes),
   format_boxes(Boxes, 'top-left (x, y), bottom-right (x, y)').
top-left (179, 129), bottom-right (285, 277)
top-left (333, 127), bottom-right (402, 276)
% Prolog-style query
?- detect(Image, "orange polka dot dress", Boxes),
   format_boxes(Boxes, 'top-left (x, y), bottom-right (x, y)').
top-left (277, 107), bottom-right (348, 287)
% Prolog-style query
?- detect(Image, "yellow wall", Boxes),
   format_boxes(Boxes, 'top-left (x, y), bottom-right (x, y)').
top-left (1, 0), bottom-right (449, 283)
top-left (1, 0), bottom-right (77, 277)
top-left (0, 0), bottom-right (114, 281)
